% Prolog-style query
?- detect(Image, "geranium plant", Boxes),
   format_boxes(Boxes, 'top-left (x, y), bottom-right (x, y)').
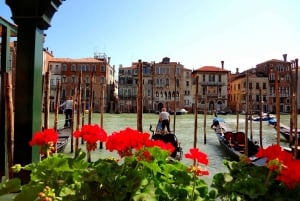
top-left (4, 125), bottom-right (300, 201)
top-left (212, 144), bottom-right (300, 200)
top-left (8, 126), bottom-right (217, 201)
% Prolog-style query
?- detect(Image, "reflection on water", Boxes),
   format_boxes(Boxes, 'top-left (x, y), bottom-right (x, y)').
top-left (52, 113), bottom-right (298, 183)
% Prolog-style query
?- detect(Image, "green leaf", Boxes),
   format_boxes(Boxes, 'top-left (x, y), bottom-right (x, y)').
top-left (0, 178), bottom-right (21, 195)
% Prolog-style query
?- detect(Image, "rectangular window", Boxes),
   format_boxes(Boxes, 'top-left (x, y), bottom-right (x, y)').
top-left (263, 83), bottom-right (266, 89)
top-left (92, 65), bottom-right (96, 72)
top-left (62, 64), bottom-right (67, 71)
top-left (256, 83), bottom-right (259, 89)
top-left (100, 65), bottom-right (105, 72)
top-left (71, 64), bottom-right (76, 71)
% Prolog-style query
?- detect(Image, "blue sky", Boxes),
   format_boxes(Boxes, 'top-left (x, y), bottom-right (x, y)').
top-left (1, 0), bottom-right (300, 72)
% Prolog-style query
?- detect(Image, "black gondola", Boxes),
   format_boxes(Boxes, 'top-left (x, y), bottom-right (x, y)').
top-left (149, 124), bottom-right (183, 161)
top-left (278, 124), bottom-right (300, 143)
top-left (212, 117), bottom-right (259, 161)
top-left (57, 128), bottom-right (71, 153)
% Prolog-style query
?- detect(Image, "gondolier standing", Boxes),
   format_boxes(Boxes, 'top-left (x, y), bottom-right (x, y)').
top-left (60, 96), bottom-right (73, 128)
top-left (159, 108), bottom-right (171, 133)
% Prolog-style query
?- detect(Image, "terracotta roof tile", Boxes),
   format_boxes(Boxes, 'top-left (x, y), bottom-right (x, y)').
top-left (49, 57), bottom-right (104, 63)
top-left (194, 66), bottom-right (229, 72)
top-left (257, 59), bottom-right (291, 65)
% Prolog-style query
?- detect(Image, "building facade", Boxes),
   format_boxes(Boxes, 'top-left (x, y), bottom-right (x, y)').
top-left (228, 69), bottom-right (269, 114)
top-left (118, 57), bottom-right (192, 113)
top-left (48, 53), bottom-right (115, 113)
top-left (255, 54), bottom-right (294, 113)
top-left (192, 62), bottom-right (230, 114)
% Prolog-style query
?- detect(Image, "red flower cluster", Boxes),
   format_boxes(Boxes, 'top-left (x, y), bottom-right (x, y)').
top-left (185, 148), bottom-right (208, 165)
top-left (256, 144), bottom-right (300, 189)
top-left (105, 127), bottom-right (175, 157)
top-left (74, 124), bottom-right (107, 151)
top-left (29, 129), bottom-right (58, 146)
top-left (29, 129), bottom-right (58, 156)
top-left (185, 148), bottom-right (209, 176)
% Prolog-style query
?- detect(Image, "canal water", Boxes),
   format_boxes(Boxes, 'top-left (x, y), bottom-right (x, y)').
top-left (51, 113), bottom-right (297, 184)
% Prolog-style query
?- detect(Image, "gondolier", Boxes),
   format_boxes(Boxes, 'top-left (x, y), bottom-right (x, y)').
top-left (60, 96), bottom-right (73, 128)
top-left (159, 108), bottom-right (171, 133)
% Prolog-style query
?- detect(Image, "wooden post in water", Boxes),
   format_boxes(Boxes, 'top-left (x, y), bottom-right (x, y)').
top-left (81, 97), bottom-right (85, 144)
top-left (293, 59), bottom-right (298, 158)
top-left (193, 75), bottom-right (199, 149)
top-left (70, 86), bottom-right (76, 153)
top-left (289, 60), bottom-right (295, 145)
top-left (88, 73), bottom-right (94, 124)
top-left (99, 84), bottom-right (104, 149)
top-left (173, 70), bottom-right (177, 132)
top-left (244, 71), bottom-right (249, 156)
top-left (137, 60), bottom-right (143, 132)
top-left (54, 81), bottom-right (60, 131)
top-left (275, 70), bottom-right (281, 145)
top-left (75, 71), bottom-right (82, 152)
top-left (236, 92), bottom-right (240, 131)
top-left (259, 88), bottom-right (263, 147)
top-left (5, 72), bottom-right (14, 179)
top-left (204, 95), bottom-right (207, 144)
top-left (43, 71), bottom-right (50, 129)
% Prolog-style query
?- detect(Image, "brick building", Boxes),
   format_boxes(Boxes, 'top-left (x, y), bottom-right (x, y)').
top-left (48, 53), bottom-right (115, 113)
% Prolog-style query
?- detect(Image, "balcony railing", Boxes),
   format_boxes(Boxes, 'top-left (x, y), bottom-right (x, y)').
top-left (199, 81), bottom-right (226, 86)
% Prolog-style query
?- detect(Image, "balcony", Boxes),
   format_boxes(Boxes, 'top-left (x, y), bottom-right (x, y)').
top-left (199, 81), bottom-right (226, 86)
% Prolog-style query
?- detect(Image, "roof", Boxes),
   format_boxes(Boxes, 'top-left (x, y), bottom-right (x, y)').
top-left (49, 57), bottom-right (105, 63)
top-left (256, 59), bottom-right (291, 66)
top-left (194, 66), bottom-right (229, 72)
top-left (0, 16), bottom-right (17, 37)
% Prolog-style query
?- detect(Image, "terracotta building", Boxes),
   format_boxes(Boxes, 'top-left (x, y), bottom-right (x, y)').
top-left (48, 53), bottom-right (116, 113)
top-left (228, 68), bottom-right (269, 114)
top-left (255, 54), bottom-right (294, 113)
top-left (192, 61), bottom-right (230, 113)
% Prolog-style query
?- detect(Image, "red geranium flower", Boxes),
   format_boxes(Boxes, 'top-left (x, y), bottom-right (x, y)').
top-left (106, 128), bottom-right (152, 157)
top-left (29, 129), bottom-right (58, 146)
top-left (277, 159), bottom-right (300, 189)
top-left (185, 148), bottom-right (208, 165)
top-left (29, 129), bottom-right (58, 156)
top-left (74, 124), bottom-right (107, 151)
top-left (74, 124), bottom-right (107, 143)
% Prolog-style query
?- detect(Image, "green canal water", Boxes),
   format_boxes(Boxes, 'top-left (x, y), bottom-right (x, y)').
top-left (49, 112), bottom-right (298, 182)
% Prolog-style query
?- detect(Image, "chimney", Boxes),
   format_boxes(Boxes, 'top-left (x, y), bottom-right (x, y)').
top-left (221, 61), bottom-right (224, 69)
top-left (283, 54), bottom-right (287, 62)
top-left (108, 57), bottom-right (111, 64)
top-left (236, 68), bottom-right (239, 74)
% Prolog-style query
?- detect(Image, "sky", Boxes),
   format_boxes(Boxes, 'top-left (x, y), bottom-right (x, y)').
top-left (1, 0), bottom-right (300, 73)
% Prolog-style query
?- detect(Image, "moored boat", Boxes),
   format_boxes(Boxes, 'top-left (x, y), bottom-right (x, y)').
top-left (57, 127), bottom-right (71, 153)
top-left (277, 123), bottom-right (300, 143)
top-left (250, 112), bottom-right (275, 121)
top-left (211, 117), bottom-right (260, 161)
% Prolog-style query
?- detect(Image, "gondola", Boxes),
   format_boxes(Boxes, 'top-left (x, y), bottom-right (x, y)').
top-left (250, 113), bottom-right (275, 121)
top-left (149, 123), bottom-right (183, 161)
top-left (277, 124), bottom-right (300, 143)
top-left (57, 127), bottom-right (71, 153)
top-left (211, 117), bottom-right (260, 161)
